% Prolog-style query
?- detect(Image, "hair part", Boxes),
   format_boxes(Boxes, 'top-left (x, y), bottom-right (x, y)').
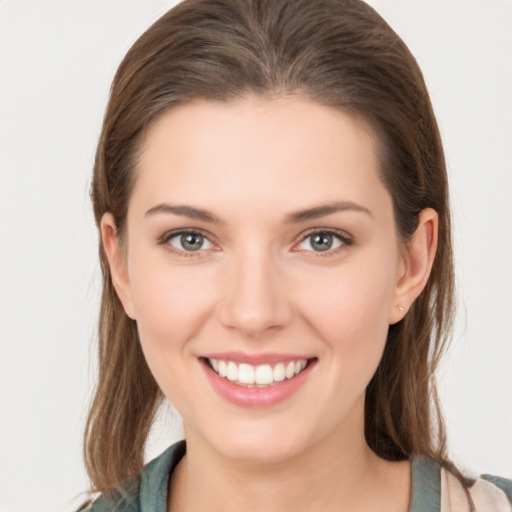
top-left (86, 0), bottom-right (455, 492)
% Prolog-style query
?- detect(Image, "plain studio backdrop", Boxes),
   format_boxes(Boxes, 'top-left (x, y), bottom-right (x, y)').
top-left (0, 1), bottom-right (510, 511)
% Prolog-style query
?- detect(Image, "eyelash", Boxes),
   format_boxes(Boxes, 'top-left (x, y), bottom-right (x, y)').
top-left (157, 228), bottom-right (354, 257)
top-left (157, 229), bottom-right (216, 258)
top-left (295, 228), bottom-right (354, 256)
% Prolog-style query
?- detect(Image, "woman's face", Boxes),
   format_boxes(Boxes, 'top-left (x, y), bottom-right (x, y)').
top-left (104, 97), bottom-right (416, 463)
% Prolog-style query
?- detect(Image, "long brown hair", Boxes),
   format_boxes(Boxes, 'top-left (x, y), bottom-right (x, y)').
top-left (85, 0), bottom-right (455, 492)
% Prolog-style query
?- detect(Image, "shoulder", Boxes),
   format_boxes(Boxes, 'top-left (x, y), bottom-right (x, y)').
top-left (441, 469), bottom-right (512, 512)
top-left (85, 440), bottom-right (186, 512)
top-left (411, 456), bottom-right (512, 512)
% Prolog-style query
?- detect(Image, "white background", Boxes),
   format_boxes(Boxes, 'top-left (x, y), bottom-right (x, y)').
top-left (0, 1), bottom-right (510, 511)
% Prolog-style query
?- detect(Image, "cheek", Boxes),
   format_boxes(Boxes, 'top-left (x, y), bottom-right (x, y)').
top-left (296, 254), bottom-right (397, 370)
top-left (129, 257), bottom-right (217, 351)
top-left (304, 265), bottom-right (394, 333)
top-left (127, 261), bottom-right (220, 407)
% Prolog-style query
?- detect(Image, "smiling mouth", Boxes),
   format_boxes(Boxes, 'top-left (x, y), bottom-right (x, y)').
top-left (204, 357), bottom-right (314, 387)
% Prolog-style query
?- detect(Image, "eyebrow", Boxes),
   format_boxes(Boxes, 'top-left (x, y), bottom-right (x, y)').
top-left (284, 201), bottom-right (373, 223)
top-left (145, 200), bottom-right (372, 224)
top-left (145, 204), bottom-right (220, 223)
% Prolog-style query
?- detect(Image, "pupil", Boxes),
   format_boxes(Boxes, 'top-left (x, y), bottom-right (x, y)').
top-left (182, 233), bottom-right (203, 251)
top-left (312, 233), bottom-right (332, 251)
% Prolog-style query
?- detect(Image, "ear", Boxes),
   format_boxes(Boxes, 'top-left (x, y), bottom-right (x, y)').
top-left (389, 208), bottom-right (438, 325)
top-left (100, 213), bottom-right (136, 319)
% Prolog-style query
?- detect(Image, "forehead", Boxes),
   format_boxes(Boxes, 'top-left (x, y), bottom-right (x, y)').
top-left (131, 96), bottom-right (390, 220)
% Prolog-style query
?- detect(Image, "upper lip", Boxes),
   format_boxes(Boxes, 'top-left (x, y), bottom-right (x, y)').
top-left (201, 352), bottom-right (314, 365)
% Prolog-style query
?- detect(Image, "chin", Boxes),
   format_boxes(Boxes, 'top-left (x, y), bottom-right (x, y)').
top-left (221, 438), bottom-right (303, 465)
top-left (197, 419), bottom-right (317, 465)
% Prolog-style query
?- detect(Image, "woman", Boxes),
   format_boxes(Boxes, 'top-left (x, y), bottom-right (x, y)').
top-left (82, 0), bottom-right (511, 510)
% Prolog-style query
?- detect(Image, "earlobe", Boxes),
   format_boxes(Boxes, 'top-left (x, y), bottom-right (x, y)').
top-left (389, 208), bottom-right (438, 325)
top-left (100, 213), bottom-right (136, 319)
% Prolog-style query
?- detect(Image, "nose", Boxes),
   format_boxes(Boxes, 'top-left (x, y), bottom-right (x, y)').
top-left (216, 246), bottom-right (293, 338)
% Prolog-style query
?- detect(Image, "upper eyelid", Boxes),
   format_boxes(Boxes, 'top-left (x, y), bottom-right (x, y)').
top-left (159, 228), bottom-right (215, 243)
top-left (296, 227), bottom-right (353, 243)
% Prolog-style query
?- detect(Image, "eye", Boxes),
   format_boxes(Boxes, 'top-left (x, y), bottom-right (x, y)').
top-left (167, 231), bottom-right (213, 252)
top-left (297, 230), bottom-right (349, 253)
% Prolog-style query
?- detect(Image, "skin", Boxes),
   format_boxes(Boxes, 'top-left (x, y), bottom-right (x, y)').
top-left (102, 97), bottom-right (438, 512)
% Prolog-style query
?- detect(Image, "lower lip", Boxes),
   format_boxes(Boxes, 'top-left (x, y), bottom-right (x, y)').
top-left (201, 359), bottom-right (316, 408)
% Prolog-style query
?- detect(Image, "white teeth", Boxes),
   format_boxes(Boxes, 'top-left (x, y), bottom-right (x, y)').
top-left (227, 361), bottom-right (238, 381)
top-left (218, 360), bottom-right (227, 377)
top-left (273, 363), bottom-right (286, 382)
top-left (255, 364), bottom-right (273, 385)
top-left (208, 358), bottom-right (309, 386)
top-left (238, 363), bottom-right (255, 384)
top-left (285, 361), bottom-right (295, 379)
